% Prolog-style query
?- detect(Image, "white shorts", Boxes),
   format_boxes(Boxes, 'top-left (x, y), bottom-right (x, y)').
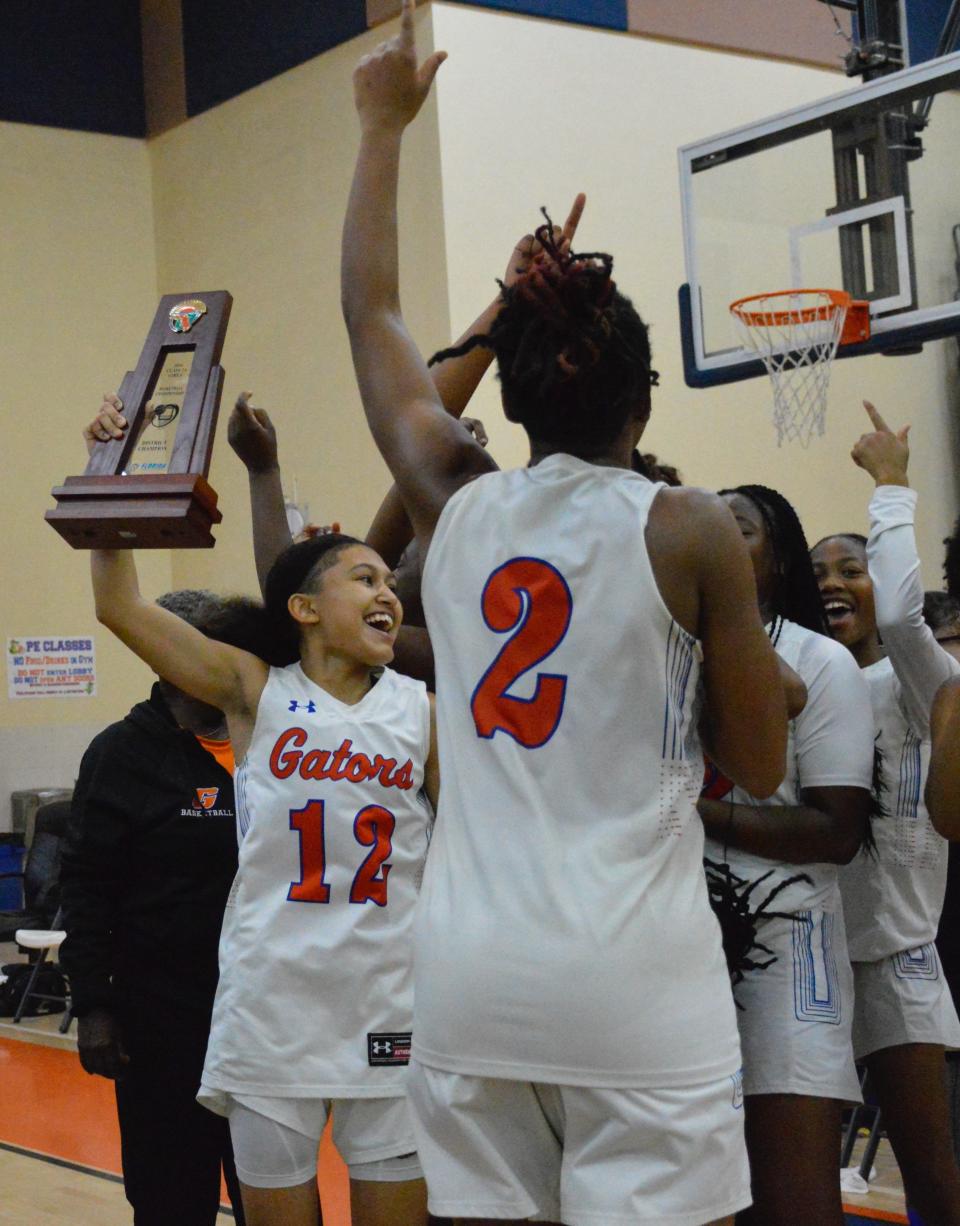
top-left (224, 1093), bottom-right (421, 1188)
top-left (852, 943), bottom-right (960, 1060)
top-left (406, 1061), bottom-right (751, 1225)
top-left (733, 907), bottom-right (861, 1102)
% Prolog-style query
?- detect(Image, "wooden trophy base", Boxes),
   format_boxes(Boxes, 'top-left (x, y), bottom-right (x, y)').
top-left (45, 473), bottom-right (222, 549)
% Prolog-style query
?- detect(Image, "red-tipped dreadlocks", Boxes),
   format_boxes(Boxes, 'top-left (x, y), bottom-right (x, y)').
top-left (430, 209), bottom-right (657, 450)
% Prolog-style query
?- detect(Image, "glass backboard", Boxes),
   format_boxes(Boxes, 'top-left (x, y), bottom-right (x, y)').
top-left (678, 50), bottom-right (960, 386)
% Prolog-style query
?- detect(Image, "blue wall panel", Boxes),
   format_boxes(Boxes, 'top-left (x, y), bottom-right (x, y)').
top-left (182, 0), bottom-right (368, 117)
top-left (904, 0), bottom-right (957, 64)
top-left (444, 0), bottom-right (627, 33)
top-left (0, 1), bottom-right (145, 137)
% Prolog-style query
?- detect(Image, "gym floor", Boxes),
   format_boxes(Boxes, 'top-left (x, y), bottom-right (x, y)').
top-left (0, 937), bottom-right (350, 1225)
top-left (0, 943), bottom-right (906, 1225)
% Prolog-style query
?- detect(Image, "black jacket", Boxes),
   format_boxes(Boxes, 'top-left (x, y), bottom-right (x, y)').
top-left (60, 685), bottom-right (238, 1018)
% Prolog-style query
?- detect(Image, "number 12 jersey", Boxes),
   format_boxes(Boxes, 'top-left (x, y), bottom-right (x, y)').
top-left (200, 662), bottom-right (432, 1104)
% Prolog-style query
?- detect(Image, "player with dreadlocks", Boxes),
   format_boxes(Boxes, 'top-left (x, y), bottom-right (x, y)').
top-left (698, 482), bottom-right (873, 1226)
top-left (811, 402), bottom-right (960, 1226)
top-left (341, 6), bottom-right (793, 1224)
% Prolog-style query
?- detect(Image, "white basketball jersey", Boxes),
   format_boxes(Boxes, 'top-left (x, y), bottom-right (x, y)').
top-left (200, 663), bottom-right (431, 1100)
top-left (704, 618), bottom-right (874, 914)
top-left (416, 454), bottom-right (740, 1088)
top-left (841, 658), bottom-right (949, 961)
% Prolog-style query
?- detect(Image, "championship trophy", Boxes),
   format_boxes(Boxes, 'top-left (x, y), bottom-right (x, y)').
top-left (46, 291), bottom-right (232, 548)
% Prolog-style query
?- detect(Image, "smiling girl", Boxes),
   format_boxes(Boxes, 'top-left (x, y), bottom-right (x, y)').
top-left (87, 516), bottom-right (438, 1226)
top-left (811, 401), bottom-right (960, 1225)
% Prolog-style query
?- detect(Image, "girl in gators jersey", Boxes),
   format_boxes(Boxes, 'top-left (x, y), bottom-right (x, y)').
top-left (87, 523), bottom-right (437, 1226)
top-left (811, 401), bottom-right (960, 1225)
top-left (701, 484), bottom-right (873, 1226)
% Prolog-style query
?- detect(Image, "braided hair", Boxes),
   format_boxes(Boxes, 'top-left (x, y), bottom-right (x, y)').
top-left (721, 485), bottom-right (828, 635)
top-left (429, 212), bottom-right (658, 452)
top-left (263, 533), bottom-right (366, 665)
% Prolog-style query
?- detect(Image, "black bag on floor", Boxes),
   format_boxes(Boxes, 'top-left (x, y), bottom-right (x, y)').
top-left (0, 962), bottom-right (67, 1016)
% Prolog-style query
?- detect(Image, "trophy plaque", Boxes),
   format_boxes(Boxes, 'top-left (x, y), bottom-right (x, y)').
top-left (46, 291), bottom-right (232, 548)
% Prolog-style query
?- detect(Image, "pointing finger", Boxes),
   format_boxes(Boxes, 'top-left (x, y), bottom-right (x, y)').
top-left (863, 399), bottom-right (890, 433)
top-left (400, 0), bottom-right (416, 47)
top-left (561, 192), bottom-right (586, 246)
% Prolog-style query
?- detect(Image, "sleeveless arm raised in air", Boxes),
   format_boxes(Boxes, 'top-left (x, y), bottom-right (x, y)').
top-left (341, 3), bottom-right (494, 552)
top-left (90, 550), bottom-right (267, 728)
top-left (692, 492), bottom-right (789, 798)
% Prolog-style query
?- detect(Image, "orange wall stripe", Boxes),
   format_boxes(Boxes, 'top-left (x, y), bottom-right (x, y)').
top-left (843, 1206), bottom-right (909, 1223)
top-left (1, 1038), bottom-right (351, 1222)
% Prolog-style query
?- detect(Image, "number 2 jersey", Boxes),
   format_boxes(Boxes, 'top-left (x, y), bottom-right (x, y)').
top-left (416, 454), bottom-right (741, 1088)
top-left (199, 662), bottom-right (432, 1104)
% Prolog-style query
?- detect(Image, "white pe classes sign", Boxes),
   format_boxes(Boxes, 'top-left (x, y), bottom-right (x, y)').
top-left (7, 635), bottom-right (96, 699)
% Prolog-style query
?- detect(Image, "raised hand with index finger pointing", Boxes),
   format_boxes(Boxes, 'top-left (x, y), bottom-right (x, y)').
top-left (227, 391), bottom-right (279, 475)
top-left (503, 193), bottom-right (587, 289)
top-left (352, 0), bottom-right (447, 134)
top-left (851, 398), bottom-right (911, 488)
top-left (559, 191), bottom-right (587, 253)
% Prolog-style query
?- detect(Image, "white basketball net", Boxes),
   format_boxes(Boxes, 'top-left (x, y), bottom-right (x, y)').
top-left (731, 291), bottom-right (848, 446)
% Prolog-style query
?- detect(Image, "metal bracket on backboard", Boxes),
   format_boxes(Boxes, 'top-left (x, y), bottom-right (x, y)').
top-left (789, 197), bottom-right (912, 315)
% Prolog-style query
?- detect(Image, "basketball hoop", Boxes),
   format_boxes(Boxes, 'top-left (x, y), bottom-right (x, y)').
top-left (729, 289), bottom-right (870, 446)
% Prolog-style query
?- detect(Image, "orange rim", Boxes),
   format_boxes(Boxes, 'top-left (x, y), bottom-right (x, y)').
top-left (730, 288), bottom-right (852, 328)
top-left (730, 288), bottom-right (871, 345)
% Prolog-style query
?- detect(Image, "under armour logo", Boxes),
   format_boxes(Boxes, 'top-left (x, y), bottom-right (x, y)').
top-left (368, 1031), bottom-right (411, 1066)
top-left (288, 699), bottom-right (317, 713)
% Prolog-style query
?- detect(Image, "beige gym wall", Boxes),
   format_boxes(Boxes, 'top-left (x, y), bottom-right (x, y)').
top-left (429, 1), bottom-right (959, 570)
top-left (0, 122), bottom-right (168, 817)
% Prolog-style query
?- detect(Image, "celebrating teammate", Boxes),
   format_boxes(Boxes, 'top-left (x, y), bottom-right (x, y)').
top-left (701, 483), bottom-right (873, 1226)
top-left (341, 5), bottom-right (790, 1223)
top-left (83, 510), bottom-right (438, 1226)
top-left (811, 401), bottom-right (960, 1225)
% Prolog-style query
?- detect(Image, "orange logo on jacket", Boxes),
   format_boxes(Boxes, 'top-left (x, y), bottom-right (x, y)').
top-left (195, 787), bottom-right (220, 810)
